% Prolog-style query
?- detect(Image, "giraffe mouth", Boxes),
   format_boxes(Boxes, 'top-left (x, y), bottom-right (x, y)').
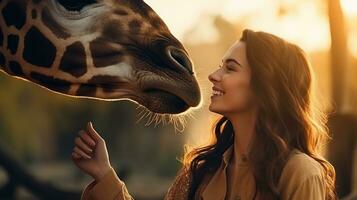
top-left (140, 88), bottom-right (190, 114)
top-left (132, 70), bottom-right (201, 114)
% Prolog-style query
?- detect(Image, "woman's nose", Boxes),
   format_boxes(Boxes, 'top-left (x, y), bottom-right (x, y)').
top-left (208, 70), bottom-right (220, 82)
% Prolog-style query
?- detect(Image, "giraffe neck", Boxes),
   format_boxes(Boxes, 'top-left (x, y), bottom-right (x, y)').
top-left (0, 0), bottom-right (202, 114)
top-left (0, 0), bottom-right (131, 98)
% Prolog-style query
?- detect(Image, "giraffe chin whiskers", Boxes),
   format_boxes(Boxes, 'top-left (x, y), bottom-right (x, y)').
top-left (135, 104), bottom-right (196, 133)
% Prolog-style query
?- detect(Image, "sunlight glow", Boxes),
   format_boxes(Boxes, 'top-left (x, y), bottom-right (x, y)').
top-left (145, 0), bottom-right (228, 40)
top-left (349, 30), bottom-right (357, 57)
top-left (341, 0), bottom-right (357, 17)
top-left (222, 0), bottom-right (276, 20)
top-left (147, 0), bottom-right (330, 53)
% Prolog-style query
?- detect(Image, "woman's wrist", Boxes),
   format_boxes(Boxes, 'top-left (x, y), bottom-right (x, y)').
top-left (93, 165), bottom-right (113, 181)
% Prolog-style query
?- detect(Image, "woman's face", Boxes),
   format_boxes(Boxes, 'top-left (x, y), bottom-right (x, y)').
top-left (208, 41), bottom-right (256, 116)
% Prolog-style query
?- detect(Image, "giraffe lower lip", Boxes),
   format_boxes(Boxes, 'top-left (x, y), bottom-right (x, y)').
top-left (142, 89), bottom-right (189, 114)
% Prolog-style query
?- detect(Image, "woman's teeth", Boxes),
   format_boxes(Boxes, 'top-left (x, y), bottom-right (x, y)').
top-left (213, 90), bottom-right (224, 96)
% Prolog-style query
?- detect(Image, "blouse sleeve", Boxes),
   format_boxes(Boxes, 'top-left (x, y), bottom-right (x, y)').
top-left (81, 168), bottom-right (134, 200)
top-left (278, 152), bottom-right (327, 200)
top-left (284, 174), bottom-right (325, 200)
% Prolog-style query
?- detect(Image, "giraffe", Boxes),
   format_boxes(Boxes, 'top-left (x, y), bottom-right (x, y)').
top-left (0, 0), bottom-right (201, 114)
top-left (0, 0), bottom-right (201, 198)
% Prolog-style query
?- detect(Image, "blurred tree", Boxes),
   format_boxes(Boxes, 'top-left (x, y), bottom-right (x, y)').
top-left (328, 0), bottom-right (348, 109)
top-left (327, 0), bottom-right (357, 198)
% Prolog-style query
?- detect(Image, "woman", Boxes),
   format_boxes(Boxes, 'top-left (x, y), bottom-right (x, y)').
top-left (72, 29), bottom-right (336, 200)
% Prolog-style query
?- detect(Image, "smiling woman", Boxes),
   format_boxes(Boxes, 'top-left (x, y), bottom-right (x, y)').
top-left (72, 29), bottom-right (337, 200)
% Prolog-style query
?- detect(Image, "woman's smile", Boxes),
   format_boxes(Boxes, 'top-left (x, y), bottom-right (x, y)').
top-left (211, 90), bottom-right (224, 98)
top-left (211, 87), bottom-right (225, 98)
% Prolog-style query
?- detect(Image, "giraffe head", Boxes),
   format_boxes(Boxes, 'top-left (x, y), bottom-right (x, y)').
top-left (0, 0), bottom-right (201, 114)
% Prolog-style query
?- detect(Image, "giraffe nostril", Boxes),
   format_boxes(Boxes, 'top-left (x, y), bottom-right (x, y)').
top-left (166, 46), bottom-right (193, 75)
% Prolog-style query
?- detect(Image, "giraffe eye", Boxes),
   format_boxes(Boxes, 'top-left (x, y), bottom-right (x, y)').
top-left (57, 0), bottom-right (97, 11)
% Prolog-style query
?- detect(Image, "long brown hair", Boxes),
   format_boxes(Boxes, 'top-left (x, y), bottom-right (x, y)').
top-left (184, 29), bottom-right (336, 199)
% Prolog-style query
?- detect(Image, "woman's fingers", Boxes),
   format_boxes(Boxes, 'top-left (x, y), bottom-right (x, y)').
top-left (87, 122), bottom-right (103, 142)
top-left (75, 136), bottom-right (93, 155)
top-left (79, 130), bottom-right (96, 147)
top-left (73, 146), bottom-right (92, 159)
top-left (72, 152), bottom-right (81, 159)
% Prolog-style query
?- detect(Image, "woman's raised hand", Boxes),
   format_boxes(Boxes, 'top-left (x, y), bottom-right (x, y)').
top-left (71, 122), bottom-right (112, 181)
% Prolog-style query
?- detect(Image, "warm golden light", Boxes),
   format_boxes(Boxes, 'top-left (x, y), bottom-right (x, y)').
top-left (341, 0), bottom-right (357, 17)
top-left (145, 0), bottom-right (357, 146)
top-left (148, 0), bottom-right (330, 53)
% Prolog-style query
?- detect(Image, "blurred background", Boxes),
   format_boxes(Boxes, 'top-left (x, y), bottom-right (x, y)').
top-left (0, 0), bottom-right (356, 199)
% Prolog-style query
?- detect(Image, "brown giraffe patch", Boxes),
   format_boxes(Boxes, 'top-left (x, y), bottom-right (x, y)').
top-left (8, 61), bottom-right (24, 76)
top-left (2, 1), bottom-right (27, 30)
top-left (30, 72), bottom-right (72, 93)
top-left (23, 26), bottom-right (56, 68)
top-left (59, 41), bottom-right (87, 77)
top-left (0, 52), bottom-right (5, 68)
top-left (101, 20), bottom-right (124, 41)
top-left (114, 9), bottom-right (129, 16)
top-left (77, 84), bottom-right (97, 96)
top-left (41, 9), bottom-right (71, 39)
top-left (123, 1), bottom-right (167, 31)
top-left (128, 19), bottom-right (142, 35)
top-left (124, 0), bottom-right (151, 19)
top-left (89, 37), bottom-right (124, 68)
top-left (88, 75), bottom-right (131, 93)
top-left (150, 17), bottom-right (166, 30)
top-left (0, 27), bottom-right (3, 47)
top-left (7, 34), bottom-right (19, 55)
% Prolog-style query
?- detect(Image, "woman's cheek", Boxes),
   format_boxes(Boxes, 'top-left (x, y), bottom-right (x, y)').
top-left (232, 81), bottom-right (253, 109)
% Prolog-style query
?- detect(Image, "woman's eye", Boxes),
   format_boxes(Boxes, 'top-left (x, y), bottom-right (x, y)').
top-left (226, 66), bottom-right (236, 71)
top-left (57, 0), bottom-right (98, 11)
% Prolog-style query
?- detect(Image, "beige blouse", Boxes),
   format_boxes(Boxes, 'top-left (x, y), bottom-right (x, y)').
top-left (81, 146), bottom-right (326, 200)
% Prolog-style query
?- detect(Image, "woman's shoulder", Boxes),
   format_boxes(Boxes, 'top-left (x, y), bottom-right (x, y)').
top-left (283, 149), bottom-right (323, 176)
top-left (278, 150), bottom-right (327, 199)
top-left (278, 149), bottom-right (324, 188)
top-left (283, 149), bottom-right (323, 177)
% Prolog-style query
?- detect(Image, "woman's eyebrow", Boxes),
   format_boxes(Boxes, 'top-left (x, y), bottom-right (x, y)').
top-left (223, 58), bottom-right (242, 67)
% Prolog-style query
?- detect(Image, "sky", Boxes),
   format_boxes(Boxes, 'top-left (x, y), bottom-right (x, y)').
top-left (145, 0), bottom-right (357, 55)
